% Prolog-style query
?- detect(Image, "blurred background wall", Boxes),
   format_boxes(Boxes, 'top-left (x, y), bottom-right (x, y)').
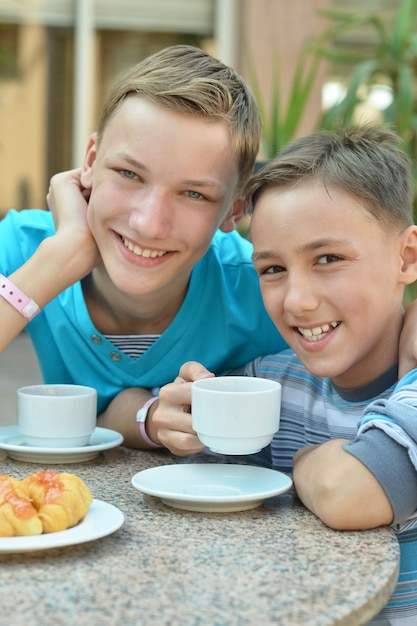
top-left (0, 0), bottom-right (404, 215)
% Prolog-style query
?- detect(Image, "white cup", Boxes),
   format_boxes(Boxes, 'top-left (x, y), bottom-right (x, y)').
top-left (191, 376), bottom-right (281, 455)
top-left (17, 384), bottom-right (97, 448)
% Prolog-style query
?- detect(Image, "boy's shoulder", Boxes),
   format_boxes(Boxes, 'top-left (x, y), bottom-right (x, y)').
top-left (397, 368), bottom-right (417, 390)
top-left (0, 209), bottom-right (55, 270)
top-left (208, 229), bottom-right (253, 265)
top-left (1, 208), bottom-right (55, 236)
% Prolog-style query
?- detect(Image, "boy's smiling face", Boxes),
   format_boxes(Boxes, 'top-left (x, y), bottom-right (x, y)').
top-left (251, 181), bottom-right (417, 389)
top-left (80, 96), bottom-right (243, 304)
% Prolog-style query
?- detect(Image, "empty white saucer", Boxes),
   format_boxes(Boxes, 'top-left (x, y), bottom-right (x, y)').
top-left (0, 426), bottom-right (123, 463)
top-left (131, 463), bottom-right (292, 512)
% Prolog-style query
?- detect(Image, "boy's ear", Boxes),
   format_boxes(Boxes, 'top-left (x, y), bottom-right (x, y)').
top-left (80, 133), bottom-right (98, 188)
top-left (399, 226), bottom-right (417, 285)
top-left (219, 197), bottom-right (248, 233)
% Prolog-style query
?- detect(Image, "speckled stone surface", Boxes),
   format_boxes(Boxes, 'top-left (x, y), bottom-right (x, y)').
top-left (0, 446), bottom-right (399, 626)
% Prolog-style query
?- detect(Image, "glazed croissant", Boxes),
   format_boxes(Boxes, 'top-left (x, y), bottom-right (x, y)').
top-left (0, 475), bottom-right (42, 536)
top-left (0, 471), bottom-right (92, 536)
top-left (23, 471), bottom-right (93, 533)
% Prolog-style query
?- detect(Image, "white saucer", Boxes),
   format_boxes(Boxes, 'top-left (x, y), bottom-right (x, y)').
top-left (0, 499), bottom-right (124, 552)
top-left (131, 463), bottom-right (293, 512)
top-left (0, 426), bottom-right (123, 463)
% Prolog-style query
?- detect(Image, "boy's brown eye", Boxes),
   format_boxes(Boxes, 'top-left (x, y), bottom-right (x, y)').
top-left (262, 265), bottom-right (284, 275)
top-left (317, 254), bottom-right (341, 264)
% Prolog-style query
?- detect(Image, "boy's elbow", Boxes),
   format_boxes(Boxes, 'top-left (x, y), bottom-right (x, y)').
top-left (301, 477), bottom-right (394, 531)
top-left (314, 498), bottom-right (359, 531)
top-left (293, 441), bottom-right (394, 530)
top-left (306, 482), bottom-right (358, 530)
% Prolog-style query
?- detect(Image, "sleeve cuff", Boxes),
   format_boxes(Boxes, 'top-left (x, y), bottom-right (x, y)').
top-left (344, 429), bottom-right (417, 524)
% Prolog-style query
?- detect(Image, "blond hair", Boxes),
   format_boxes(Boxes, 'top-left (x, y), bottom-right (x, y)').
top-left (98, 45), bottom-right (261, 195)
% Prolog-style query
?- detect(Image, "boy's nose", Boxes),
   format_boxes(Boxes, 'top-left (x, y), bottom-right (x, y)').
top-left (283, 274), bottom-right (319, 316)
top-left (129, 190), bottom-right (172, 239)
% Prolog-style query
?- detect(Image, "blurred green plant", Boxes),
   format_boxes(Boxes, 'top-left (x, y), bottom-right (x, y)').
top-left (317, 0), bottom-right (417, 157)
top-left (248, 47), bottom-right (324, 158)
top-left (0, 24), bottom-right (19, 77)
top-left (250, 0), bottom-right (417, 160)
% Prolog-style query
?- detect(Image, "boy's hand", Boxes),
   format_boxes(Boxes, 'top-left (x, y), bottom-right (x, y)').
top-left (147, 362), bottom-right (214, 455)
top-left (1, 168), bottom-right (101, 347)
top-left (47, 169), bottom-right (101, 279)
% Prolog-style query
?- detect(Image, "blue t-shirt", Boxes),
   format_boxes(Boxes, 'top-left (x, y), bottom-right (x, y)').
top-left (0, 209), bottom-right (286, 413)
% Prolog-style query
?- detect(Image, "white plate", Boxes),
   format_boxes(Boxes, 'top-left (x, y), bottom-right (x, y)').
top-left (131, 463), bottom-right (293, 512)
top-left (0, 426), bottom-right (123, 463)
top-left (0, 499), bottom-right (124, 552)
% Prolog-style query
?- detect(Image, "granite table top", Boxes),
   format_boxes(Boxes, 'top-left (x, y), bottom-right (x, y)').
top-left (0, 444), bottom-right (400, 626)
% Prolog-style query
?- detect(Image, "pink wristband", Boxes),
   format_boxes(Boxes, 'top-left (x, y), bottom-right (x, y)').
top-left (136, 396), bottom-right (162, 448)
top-left (0, 274), bottom-right (40, 321)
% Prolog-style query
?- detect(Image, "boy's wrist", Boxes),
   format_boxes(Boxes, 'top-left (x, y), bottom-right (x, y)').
top-left (136, 397), bottom-right (162, 448)
top-left (37, 236), bottom-right (96, 291)
top-left (0, 275), bottom-right (41, 321)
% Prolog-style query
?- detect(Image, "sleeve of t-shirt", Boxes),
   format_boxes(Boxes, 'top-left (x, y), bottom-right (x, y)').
top-left (344, 368), bottom-right (417, 526)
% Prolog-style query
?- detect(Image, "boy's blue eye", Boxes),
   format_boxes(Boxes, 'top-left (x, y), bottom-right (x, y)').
top-left (186, 190), bottom-right (204, 200)
top-left (121, 169), bottom-right (137, 179)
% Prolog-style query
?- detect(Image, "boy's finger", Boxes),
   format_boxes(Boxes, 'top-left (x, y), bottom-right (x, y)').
top-left (178, 361), bottom-right (214, 382)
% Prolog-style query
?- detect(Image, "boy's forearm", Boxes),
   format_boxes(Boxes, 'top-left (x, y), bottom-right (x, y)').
top-left (97, 388), bottom-right (157, 449)
top-left (292, 439), bottom-right (393, 530)
top-left (0, 235), bottom-right (92, 354)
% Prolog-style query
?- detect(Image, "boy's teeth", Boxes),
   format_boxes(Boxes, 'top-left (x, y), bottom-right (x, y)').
top-left (123, 237), bottom-right (166, 258)
top-left (298, 322), bottom-right (338, 341)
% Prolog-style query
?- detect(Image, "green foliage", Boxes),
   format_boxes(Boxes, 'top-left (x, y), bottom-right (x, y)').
top-left (317, 0), bottom-right (417, 153)
top-left (248, 45), bottom-right (325, 158)
top-left (251, 0), bottom-right (417, 163)
top-left (0, 24), bottom-right (18, 77)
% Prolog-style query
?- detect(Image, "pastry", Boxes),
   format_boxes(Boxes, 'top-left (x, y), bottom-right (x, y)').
top-left (0, 471), bottom-right (93, 536)
top-left (0, 474), bottom-right (43, 536)
top-left (23, 470), bottom-right (93, 533)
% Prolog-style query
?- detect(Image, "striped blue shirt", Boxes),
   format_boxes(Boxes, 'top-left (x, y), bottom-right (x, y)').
top-left (234, 351), bottom-right (417, 625)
